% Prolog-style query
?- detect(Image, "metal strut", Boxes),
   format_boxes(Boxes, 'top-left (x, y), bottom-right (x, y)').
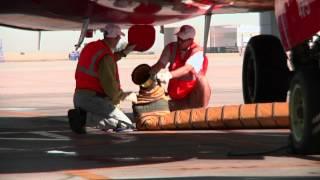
top-left (203, 7), bottom-right (213, 56)
top-left (75, 18), bottom-right (90, 51)
top-left (74, 0), bottom-right (97, 50)
top-left (37, 31), bottom-right (41, 51)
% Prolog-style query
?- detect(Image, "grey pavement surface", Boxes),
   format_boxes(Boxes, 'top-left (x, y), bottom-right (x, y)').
top-left (0, 55), bottom-right (319, 179)
top-left (0, 54), bottom-right (244, 116)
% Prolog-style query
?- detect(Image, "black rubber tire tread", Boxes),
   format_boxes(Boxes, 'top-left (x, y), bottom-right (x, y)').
top-left (242, 35), bottom-right (290, 103)
top-left (289, 69), bottom-right (320, 154)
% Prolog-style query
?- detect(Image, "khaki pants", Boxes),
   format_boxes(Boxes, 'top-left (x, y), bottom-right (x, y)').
top-left (73, 90), bottom-right (133, 130)
top-left (169, 75), bottom-right (212, 111)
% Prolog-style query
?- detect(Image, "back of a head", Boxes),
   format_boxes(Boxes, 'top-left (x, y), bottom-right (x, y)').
top-left (101, 24), bottom-right (125, 38)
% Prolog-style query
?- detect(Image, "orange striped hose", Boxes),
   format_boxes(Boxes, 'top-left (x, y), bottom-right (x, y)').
top-left (136, 102), bottom-right (289, 130)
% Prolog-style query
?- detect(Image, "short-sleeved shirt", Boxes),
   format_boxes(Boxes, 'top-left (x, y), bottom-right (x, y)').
top-left (158, 43), bottom-right (204, 73)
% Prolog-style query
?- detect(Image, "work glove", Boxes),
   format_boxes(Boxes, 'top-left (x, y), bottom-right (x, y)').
top-left (122, 44), bottom-right (136, 56)
top-left (121, 92), bottom-right (138, 103)
top-left (156, 70), bottom-right (172, 84)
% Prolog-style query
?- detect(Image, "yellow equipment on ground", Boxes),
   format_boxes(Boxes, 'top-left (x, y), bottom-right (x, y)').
top-left (131, 64), bottom-right (289, 131)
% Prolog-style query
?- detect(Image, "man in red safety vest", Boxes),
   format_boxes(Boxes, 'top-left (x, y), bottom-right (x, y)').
top-left (151, 25), bottom-right (211, 111)
top-left (68, 24), bottom-right (136, 134)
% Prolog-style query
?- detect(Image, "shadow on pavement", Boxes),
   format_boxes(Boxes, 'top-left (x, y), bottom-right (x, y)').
top-left (0, 115), bottom-right (316, 174)
top-left (118, 177), bottom-right (320, 180)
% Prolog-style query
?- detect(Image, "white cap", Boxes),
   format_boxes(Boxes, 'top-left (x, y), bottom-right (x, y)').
top-left (101, 24), bottom-right (125, 38)
top-left (176, 25), bottom-right (195, 40)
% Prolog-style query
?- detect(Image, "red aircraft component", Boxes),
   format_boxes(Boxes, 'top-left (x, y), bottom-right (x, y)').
top-left (128, 25), bottom-right (155, 51)
top-left (275, 0), bottom-right (320, 50)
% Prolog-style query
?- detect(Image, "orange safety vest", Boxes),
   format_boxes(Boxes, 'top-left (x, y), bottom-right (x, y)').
top-left (167, 42), bottom-right (208, 100)
top-left (75, 40), bottom-right (120, 95)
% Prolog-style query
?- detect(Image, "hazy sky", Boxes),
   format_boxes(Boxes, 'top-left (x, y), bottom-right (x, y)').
top-left (0, 12), bottom-right (263, 54)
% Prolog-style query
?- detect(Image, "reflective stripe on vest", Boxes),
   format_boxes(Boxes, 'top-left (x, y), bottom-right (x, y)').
top-left (75, 40), bottom-right (114, 95)
top-left (76, 48), bottom-right (108, 77)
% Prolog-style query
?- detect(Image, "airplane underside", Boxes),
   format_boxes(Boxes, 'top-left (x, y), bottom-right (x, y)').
top-left (0, 0), bottom-right (274, 31)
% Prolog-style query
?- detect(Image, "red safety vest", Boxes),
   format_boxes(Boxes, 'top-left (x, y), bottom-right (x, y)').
top-left (75, 40), bottom-right (120, 95)
top-left (167, 42), bottom-right (208, 100)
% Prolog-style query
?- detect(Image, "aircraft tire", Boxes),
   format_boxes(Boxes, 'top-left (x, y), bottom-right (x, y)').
top-left (289, 69), bottom-right (320, 154)
top-left (242, 35), bottom-right (290, 103)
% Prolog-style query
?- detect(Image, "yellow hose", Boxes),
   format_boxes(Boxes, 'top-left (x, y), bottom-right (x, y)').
top-left (136, 102), bottom-right (289, 130)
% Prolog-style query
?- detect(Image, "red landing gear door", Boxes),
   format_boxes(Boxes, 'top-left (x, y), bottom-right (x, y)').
top-left (128, 25), bottom-right (155, 52)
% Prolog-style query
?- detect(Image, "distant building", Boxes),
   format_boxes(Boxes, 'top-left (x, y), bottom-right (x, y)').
top-left (162, 11), bottom-right (278, 54)
top-left (163, 27), bottom-right (178, 46)
top-left (209, 25), bottom-right (238, 53)
top-left (0, 11), bottom-right (279, 55)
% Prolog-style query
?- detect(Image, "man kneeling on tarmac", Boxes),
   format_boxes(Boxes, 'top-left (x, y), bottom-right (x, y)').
top-left (68, 24), bottom-right (137, 134)
top-left (151, 25), bottom-right (211, 111)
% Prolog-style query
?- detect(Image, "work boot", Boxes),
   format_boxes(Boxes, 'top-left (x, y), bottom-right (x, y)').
top-left (68, 108), bottom-right (86, 134)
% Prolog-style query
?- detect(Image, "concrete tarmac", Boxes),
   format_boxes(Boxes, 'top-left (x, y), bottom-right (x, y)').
top-left (0, 54), bottom-right (319, 179)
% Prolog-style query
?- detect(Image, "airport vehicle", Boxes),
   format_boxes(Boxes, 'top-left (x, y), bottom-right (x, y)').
top-left (1, 0), bottom-right (319, 154)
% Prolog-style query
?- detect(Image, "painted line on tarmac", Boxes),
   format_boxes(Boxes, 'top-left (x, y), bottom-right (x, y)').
top-left (0, 107), bottom-right (38, 111)
top-left (0, 131), bottom-right (70, 141)
top-left (0, 138), bottom-right (69, 141)
top-left (0, 110), bottom-right (43, 117)
top-left (32, 131), bottom-right (70, 139)
top-left (0, 130), bottom-right (70, 134)
top-left (64, 170), bottom-right (110, 180)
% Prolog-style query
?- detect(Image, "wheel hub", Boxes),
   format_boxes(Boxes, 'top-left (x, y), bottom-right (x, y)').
top-left (290, 84), bottom-right (305, 142)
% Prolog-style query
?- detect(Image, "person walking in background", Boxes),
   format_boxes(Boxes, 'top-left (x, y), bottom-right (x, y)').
top-left (151, 25), bottom-right (211, 111)
top-left (68, 24), bottom-right (136, 134)
top-left (69, 50), bottom-right (80, 61)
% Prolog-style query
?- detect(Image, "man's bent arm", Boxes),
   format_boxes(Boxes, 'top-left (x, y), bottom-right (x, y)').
top-left (150, 45), bottom-right (171, 74)
top-left (171, 51), bottom-right (204, 78)
top-left (98, 55), bottom-right (122, 105)
top-left (113, 51), bottom-right (126, 61)
top-left (170, 64), bottom-right (194, 78)
top-left (150, 61), bottom-right (165, 75)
